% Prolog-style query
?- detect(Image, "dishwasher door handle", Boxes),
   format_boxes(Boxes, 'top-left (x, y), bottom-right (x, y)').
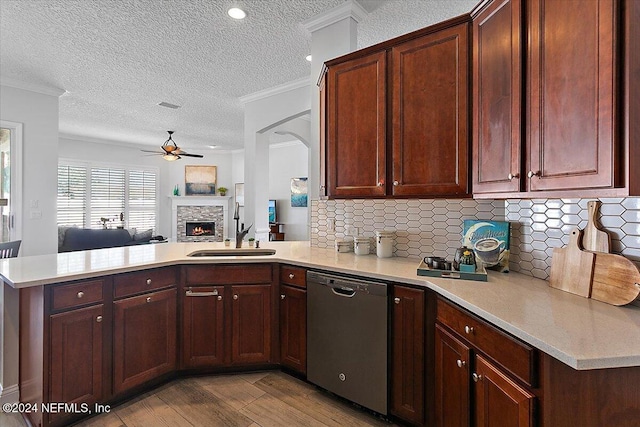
top-left (330, 286), bottom-right (356, 298)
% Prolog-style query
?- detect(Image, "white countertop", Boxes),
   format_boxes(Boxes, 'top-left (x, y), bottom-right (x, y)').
top-left (2, 241), bottom-right (639, 371)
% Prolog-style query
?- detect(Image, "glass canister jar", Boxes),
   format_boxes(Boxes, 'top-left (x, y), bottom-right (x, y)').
top-left (375, 230), bottom-right (395, 258)
top-left (354, 236), bottom-right (371, 255)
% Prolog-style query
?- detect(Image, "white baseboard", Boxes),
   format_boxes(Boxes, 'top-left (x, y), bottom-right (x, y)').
top-left (0, 383), bottom-right (19, 404)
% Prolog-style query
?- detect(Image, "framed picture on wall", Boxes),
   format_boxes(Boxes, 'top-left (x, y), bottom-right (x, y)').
top-left (291, 177), bottom-right (308, 207)
top-left (235, 182), bottom-right (245, 206)
top-left (185, 165), bottom-right (217, 195)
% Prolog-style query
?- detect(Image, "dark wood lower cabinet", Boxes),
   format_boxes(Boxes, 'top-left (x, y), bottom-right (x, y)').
top-left (113, 287), bottom-right (177, 395)
top-left (391, 285), bottom-right (425, 425)
top-left (435, 324), bottom-right (471, 427)
top-left (231, 284), bottom-right (272, 365)
top-left (182, 286), bottom-right (225, 368)
top-left (49, 304), bottom-right (104, 424)
top-left (279, 284), bottom-right (306, 374)
top-left (474, 354), bottom-right (534, 427)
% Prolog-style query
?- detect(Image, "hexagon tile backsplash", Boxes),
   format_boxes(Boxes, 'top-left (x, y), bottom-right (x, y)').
top-left (310, 197), bottom-right (640, 281)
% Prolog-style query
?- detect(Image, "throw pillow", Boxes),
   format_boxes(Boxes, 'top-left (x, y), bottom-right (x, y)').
top-left (133, 228), bottom-right (153, 242)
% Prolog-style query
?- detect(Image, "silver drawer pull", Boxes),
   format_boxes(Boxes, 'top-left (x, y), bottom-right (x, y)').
top-left (281, 294), bottom-right (286, 300)
top-left (464, 325), bottom-right (474, 335)
top-left (96, 316), bottom-right (103, 323)
top-left (185, 289), bottom-right (219, 297)
top-left (456, 359), bottom-right (466, 368)
top-left (394, 297), bottom-right (400, 304)
top-left (146, 297), bottom-right (151, 303)
top-left (472, 373), bottom-right (482, 382)
top-left (233, 294), bottom-right (238, 300)
top-left (217, 295), bottom-right (223, 301)
top-left (77, 291), bottom-right (84, 299)
top-left (289, 273), bottom-right (295, 279)
top-left (146, 278), bottom-right (152, 285)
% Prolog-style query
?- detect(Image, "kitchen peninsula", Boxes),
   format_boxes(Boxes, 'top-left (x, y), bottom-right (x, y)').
top-left (2, 241), bottom-right (640, 426)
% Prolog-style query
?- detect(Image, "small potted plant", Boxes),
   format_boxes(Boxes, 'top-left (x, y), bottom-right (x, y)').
top-left (248, 237), bottom-right (255, 247)
top-left (218, 186), bottom-right (228, 196)
top-left (224, 238), bottom-right (231, 247)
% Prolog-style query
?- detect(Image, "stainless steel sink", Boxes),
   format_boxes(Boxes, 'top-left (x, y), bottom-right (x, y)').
top-left (186, 248), bottom-right (276, 257)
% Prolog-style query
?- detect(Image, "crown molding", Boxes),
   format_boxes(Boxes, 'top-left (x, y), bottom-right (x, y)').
top-left (270, 140), bottom-right (305, 149)
top-left (239, 76), bottom-right (311, 104)
top-left (301, 0), bottom-right (368, 33)
top-left (0, 77), bottom-right (65, 97)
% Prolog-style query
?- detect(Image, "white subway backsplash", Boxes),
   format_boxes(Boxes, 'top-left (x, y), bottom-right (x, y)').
top-left (310, 197), bottom-right (640, 282)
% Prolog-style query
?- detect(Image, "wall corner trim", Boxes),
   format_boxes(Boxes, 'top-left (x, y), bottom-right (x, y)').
top-left (301, 0), bottom-right (369, 33)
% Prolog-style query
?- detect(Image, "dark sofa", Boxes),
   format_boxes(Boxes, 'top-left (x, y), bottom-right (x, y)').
top-left (58, 227), bottom-right (154, 253)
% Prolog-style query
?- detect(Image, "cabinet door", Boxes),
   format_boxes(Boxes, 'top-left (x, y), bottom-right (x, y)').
top-left (472, 0), bottom-right (522, 193)
top-left (327, 50), bottom-right (387, 197)
top-left (474, 354), bottom-right (534, 427)
top-left (435, 325), bottom-right (471, 427)
top-left (49, 304), bottom-right (104, 422)
top-left (527, 0), bottom-right (616, 191)
top-left (113, 288), bottom-right (176, 394)
top-left (231, 284), bottom-right (272, 364)
top-left (279, 285), bottom-right (306, 374)
top-left (391, 286), bottom-right (425, 425)
top-left (182, 286), bottom-right (225, 368)
top-left (391, 23), bottom-right (469, 197)
top-left (319, 72), bottom-right (327, 197)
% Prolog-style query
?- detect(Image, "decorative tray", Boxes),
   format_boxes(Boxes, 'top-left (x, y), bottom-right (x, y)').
top-left (417, 259), bottom-right (488, 282)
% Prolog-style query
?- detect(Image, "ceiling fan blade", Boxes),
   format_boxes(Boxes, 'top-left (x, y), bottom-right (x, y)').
top-left (180, 153), bottom-right (204, 158)
top-left (141, 149), bottom-right (163, 154)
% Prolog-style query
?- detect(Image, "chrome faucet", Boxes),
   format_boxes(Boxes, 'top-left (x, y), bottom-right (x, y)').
top-left (234, 202), bottom-right (252, 248)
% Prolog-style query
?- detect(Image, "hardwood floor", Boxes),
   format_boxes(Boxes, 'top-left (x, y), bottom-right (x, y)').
top-left (0, 371), bottom-right (397, 427)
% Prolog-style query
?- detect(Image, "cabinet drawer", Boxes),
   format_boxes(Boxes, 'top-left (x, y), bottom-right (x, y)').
top-left (280, 265), bottom-right (306, 288)
top-left (437, 298), bottom-right (537, 387)
top-left (113, 267), bottom-right (177, 299)
top-left (185, 264), bottom-right (272, 285)
top-left (51, 279), bottom-right (104, 311)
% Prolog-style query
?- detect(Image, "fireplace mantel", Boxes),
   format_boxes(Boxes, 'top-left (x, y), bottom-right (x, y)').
top-left (169, 196), bottom-right (232, 241)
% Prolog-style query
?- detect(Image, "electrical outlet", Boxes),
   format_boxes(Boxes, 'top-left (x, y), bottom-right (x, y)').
top-left (327, 218), bottom-right (335, 231)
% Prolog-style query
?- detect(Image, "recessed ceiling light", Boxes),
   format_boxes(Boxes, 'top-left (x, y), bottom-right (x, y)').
top-left (306, 55), bottom-right (312, 62)
top-left (208, 145), bottom-right (218, 149)
top-left (228, 7), bottom-right (246, 19)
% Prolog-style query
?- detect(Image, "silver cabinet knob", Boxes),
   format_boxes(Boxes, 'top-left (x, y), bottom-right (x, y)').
top-left (233, 294), bottom-right (238, 300)
top-left (96, 315), bottom-right (103, 323)
top-left (77, 291), bottom-right (84, 299)
top-left (146, 297), bottom-right (151, 303)
top-left (527, 170), bottom-right (540, 178)
top-left (146, 278), bottom-right (152, 285)
top-left (217, 295), bottom-right (223, 301)
top-left (394, 297), bottom-right (400, 304)
top-left (472, 373), bottom-right (482, 382)
top-left (508, 173), bottom-right (519, 180)
top-left (289, 273), bottom-right (295, 279)
top-left (393, 180), bottom-right (399, 186)
top-left (456, 359), bottom-right (466, 368)
top-left (281, 294), bottom-right (286, 300)
top-left (464, 325), bottom-right (474, 334)
top-left (377, 181), bottom-right (384, 187)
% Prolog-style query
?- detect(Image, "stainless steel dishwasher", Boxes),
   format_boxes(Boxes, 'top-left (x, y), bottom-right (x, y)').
top-left (306, 271), bottom-right (388, 415)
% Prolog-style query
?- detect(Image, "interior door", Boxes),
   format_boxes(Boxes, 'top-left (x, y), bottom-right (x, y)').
top-left (0, 121), bottom-right (22, 242)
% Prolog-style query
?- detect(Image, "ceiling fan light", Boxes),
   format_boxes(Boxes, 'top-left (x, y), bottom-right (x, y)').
top-left (163, 154), bottom-right (179, 161)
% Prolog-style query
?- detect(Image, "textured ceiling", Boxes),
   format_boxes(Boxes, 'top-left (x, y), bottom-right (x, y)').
top-left (0, 0), bottom-right (477, 151)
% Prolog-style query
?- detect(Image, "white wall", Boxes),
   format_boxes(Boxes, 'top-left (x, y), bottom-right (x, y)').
top-left (269, 141), bottom-right (309, 241)
top-left (0, 83), bottom-right (61, 403)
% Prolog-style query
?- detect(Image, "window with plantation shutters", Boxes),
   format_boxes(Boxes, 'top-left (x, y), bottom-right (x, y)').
top-left (90, 167), bottom-right (125, 228)
top-left (57, 160), bottom-right (158, 232)
top-left (128, 170), bottom-right (157, 231)
top-left (57, 165), bottom-right (87, 227)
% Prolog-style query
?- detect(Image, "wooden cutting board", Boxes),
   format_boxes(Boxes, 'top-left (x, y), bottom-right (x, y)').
top-left (549, 228), bottom-right (595, 297)
top-left (582, 200), bottom-right (611, 253)
top-left (590, 252), bottom-right (640, 306)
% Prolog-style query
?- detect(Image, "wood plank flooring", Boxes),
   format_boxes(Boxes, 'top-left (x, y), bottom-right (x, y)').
top-left (0, 371), bottom-right (398, 427)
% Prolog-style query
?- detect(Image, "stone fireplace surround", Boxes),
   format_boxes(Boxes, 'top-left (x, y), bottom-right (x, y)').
top-left (170, 196), bottom-right (232, 242)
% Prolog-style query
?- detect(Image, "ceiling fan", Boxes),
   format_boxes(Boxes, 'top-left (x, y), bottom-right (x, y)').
top-left (141, 131), bottom-right (204, 161)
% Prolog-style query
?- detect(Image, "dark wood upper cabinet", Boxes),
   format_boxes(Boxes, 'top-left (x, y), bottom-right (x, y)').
top-left (527, 0), bottom-right (617, 191)
top-left (326, 50), bottom-right (387, 197)
top-left (472, 0), bottom-right (522, 193)
top-left (390, 286), bottom-right (425, 425)
top-left (392, 23), bottom-right (469, 197)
